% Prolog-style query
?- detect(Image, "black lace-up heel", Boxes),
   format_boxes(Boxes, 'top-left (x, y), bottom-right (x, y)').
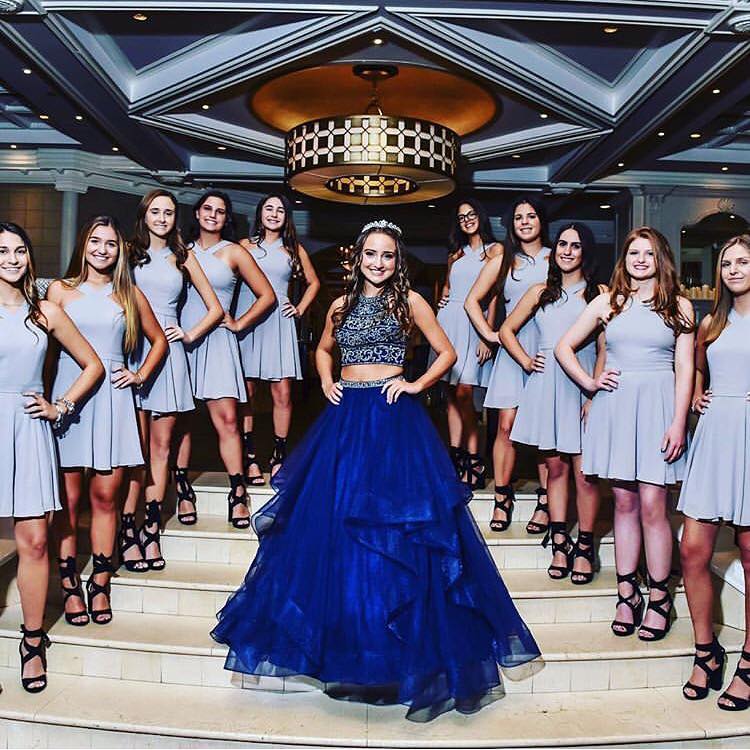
top-left (140, 500), bottom-right (166, 570)
top-left (19, 625), bottom-right (50, 693)
top-left (268, 435), bottom-right (287, 478)
top-left (449, 446), bottom-right (467, 478)
top-left (117, 513), bottom-right (148, 573)
top-left (611, 571), bottom-right (644, 637)
top-left (570, 530), bottom-right (597, 585)
top-left (719, 650), bottom-right (750, 710)
top-left (243, 431), bottom-right (266, 486)
top-left (86, 553), bottom-right (114, 625)
top-left (542, 521), bottom-right (573, 580)
top-left (227, 474), bottom-right (251, 529)
top-left (58, 556), bottom-right (89, 626)
top-left (683, 636), bottom-right (726, 701)
top-left (525, 487), bottom-right (549, 535)
top-left (489, 484), bottom-right (514, 532)
top-left (463, 453), bottom-right (486, 490)
top-left (638, 574), bottom-right (674, 642)
top-left (173, 467), bottom-right (197, 525)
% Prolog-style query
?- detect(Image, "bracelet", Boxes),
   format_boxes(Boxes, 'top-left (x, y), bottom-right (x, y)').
top-left (57, 397), bottom-right (75, 415)
top-left (52, 402), bottom-right (65, 430)
top-left (134, 371), bottom-right (143, 389)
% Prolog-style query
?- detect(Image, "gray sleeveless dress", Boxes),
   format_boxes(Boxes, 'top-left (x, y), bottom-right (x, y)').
top-left (435, 245), bottom-right (492, 387)
top-left (53, 282), bottom-right (144, 470)
top-left (678, 309), bottom-right (750, 523)
top-left (132, 246), bottom-right (194, 414)
top-left (0, 303), bottom-right (61, 517)
top-left (512, 281), bottom-right (596, 455)
top-left (484, 250), bottom-right (550, 409)
top-left (582, 297), bottom-right (686, 485)
top-left (183, 240), bottom-right (246, 402)
top-left (235, 237), bottom-right (302, 381)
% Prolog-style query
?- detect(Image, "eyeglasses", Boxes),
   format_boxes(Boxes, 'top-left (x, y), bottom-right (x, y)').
top-left (457, 211), bottom-right (478, 224)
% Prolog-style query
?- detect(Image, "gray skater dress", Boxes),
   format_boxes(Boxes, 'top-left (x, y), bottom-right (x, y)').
top-left (436, 245), bottom-right (492, 387)
top-left (678, 309), bottom-right (750, 523)
top-left (512, 281), bottom-right (596, 454)
top-left (53, 282), bottom-right (144, 470)
top-left (0, 302), bottom-right (61, 517)
top-left (235, 237), bottom-right (302, 381)
top-left (183, 240), bottom-right (246, 402)
top-left (582, 297), bottom-right (686, 486)
top-left (132, 246), bottom-right (194, 414)
top-left (484, 250), bottom-right (550, 409)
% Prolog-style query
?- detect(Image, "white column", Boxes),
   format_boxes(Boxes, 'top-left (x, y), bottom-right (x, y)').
top-left (59, 190), bottom-right (79, 275)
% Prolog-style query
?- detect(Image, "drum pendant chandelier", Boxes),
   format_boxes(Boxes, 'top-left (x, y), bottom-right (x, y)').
top-left (284, 65), bottom-right (459, 205)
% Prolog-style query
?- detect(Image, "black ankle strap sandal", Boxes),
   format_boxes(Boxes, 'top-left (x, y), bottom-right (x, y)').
top-left (489, 484), bottom-right (514, 532)
top-left (243, 432), bottom-right (266, 487)
top-left (719, 650), bottom-right (750, 711)
top-left (19, 624), bottom-right (50, 693)
top-left (268, 436), bottom-right (287, 477)
top-left (542, 522), bottom-right (573, 580)
top-left (611, 570), bottom-right (644, 637)
top-left (638, 574), bottom-right (674, 642)
top-left (683, 636), bottom-right (726, 701)
top-left (86, 553), bottom-right (114, 625)
top-left (463, 452), bottom-right (486, 490)
top-left (228, 474), bottom-right (251, 529)
top-left (570, 531), bottom-right (597, 585)
top-left (118, 513), bottom-right (148, 573)
top-left (525, 487), bottom-right (549, 535)
top-left (449, 446), bottom-right (467, 478)
top-left (140, 500), bottom-right (166, 571)
top-left (174, 467), bottom-right (198, 525)
top-left (58, 555), bottom-right (89, 626)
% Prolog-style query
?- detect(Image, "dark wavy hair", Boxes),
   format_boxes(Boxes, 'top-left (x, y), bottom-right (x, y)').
top-left (539, 222), bottom-right (600, 308)
top-left (186, 190), bottom-right (238, 244)
top-left (129, 189), bottom-right (190, 273)
top-left (251, 193), bottom-right (302, 278)
top-left (0, 221), bottom-right (45, 333)
top-left (498, 194), bottom-right (550, 299)
top-left (448, 197), bottom-right (496, 260)
top-left (332, 223), bottom-right (411, 335)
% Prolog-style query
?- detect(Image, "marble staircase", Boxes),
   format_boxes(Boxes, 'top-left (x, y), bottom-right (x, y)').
top-left (0, 474), bottom-right (748, 748)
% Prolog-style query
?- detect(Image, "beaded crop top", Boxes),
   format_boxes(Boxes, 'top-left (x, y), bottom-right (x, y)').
top-left (335, 293), bottom-right (408, 367)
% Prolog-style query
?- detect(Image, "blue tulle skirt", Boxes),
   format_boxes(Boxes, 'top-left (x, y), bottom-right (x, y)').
top-left (211, 379), bottom-right (540, 721)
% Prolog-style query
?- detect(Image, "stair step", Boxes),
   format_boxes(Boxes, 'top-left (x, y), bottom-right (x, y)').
top-left (0, 666), bottom-right (748, 748)
top-left (0, 604), bottom-right (742, 694)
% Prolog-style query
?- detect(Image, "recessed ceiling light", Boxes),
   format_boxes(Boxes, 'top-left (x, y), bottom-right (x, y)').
top-left (690, 132), bottom-right (701, 139)
top-left (681, 229), bottom-right (686, 234)
top-left (9, 144), bottom-right (17, 149)
top-left (427, 203), bottom-right (436, 208)
top-left (201, 104), bottom-right (210, 110)
top-left (294, 199), bottom-right (302, 204)
top-left (722, 166), bottom-right (729, 172)
top-left (730, 214), bottom-right (736, 219)
top-left (540, 113), bottom-right (549, 119)
top-left (39, 114), bottom-right (49, 120)
top-left (599, 203), bottom-right (612, 209)
top-left (373, 37), bottom-right (384, 45)
top-left (132, 12), bottom-right (148, 21)
top-left (75, 114), bottom-right (83, 121)
top-left (712, 88), bottom-right (721, 94)
top-left (617, 162), bottom-right (625, 167)
top-left (111, 146), bottom-right (119, 152)
top-left (22, 68), bottom-right (31, 75)
top-left (603, 26), bottom-right (619, 34)
top-left (657, 131), bottom-right (665, 137)
top-left (217, 145), bottom-right (227, 151)
top-left (512, 154), bottom-right (521, 159)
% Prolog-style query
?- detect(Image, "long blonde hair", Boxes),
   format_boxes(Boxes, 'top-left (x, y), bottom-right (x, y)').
top-left (608, 226), bottom-right (694, 334)
top-left (64, 215), bottom-right (140, 353)
top-left (705, 234), bottom-right (750, 346)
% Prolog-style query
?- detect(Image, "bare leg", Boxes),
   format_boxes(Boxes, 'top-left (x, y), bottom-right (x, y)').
top-left (638, 482), bottom-right (673, 637)
top-left (15, 517), bottom-right (50, 688)
top-left (491, 408), bottom-right (517, 526)
top-left (455, 384), bottom-right (479, 455)
top-left (123, 409), bottom-right (149, 515)
top-left (527, 457), bottom-right (549, 530)
top-left (681, 518), bottom-right (720, 696)
top-left (446, 385), bottom-right (463, 450)
top-left (206, 398), bottom-right (249, 523)
top-left (612, 482), bottom-right (643, 633)
top-left (545, 454), bottom-right (571, 575)
top-left (241, 378), bottom-right (257, 435)
top-left (718, 528), bottom-right (750, 708)
top-left (54, 469), bottom-right (87, 623)
top-left (146, 414), bottom-right (177, 505)
top-left (571, 454), bottom-right (600, 578)
top-left (174, 412), bottom-right (192, 470)
top-left (240, 379), bottom-right (263, 483)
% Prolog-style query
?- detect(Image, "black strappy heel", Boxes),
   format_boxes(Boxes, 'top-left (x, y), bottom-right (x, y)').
top-left (683, 636), bottom-right (726, 700)
top-left (489, 484), bottom-right (514, 532)
top-left (174, 467), bottom-right (198, 525)
top-left (611, 570), bottom-right (645, 637)
top-left (449, 447), bottom-right (467, 479)
top-left (463, 453), bottom-right (486, 490)
top-left (570, 530), bottom-right (597, 585)
top-left (542, 521), bottom-right (573, 580)
top-left (243, 431), bottom-right (266, 487)
top-left (719, 650), bottom-right (750, 711)
top-left (227, 473), bottom-right (251, 529)
top-left (19, 625), bottom-right (50, 693)
top-left (525, 487), bottom-right (549, 535)
top-left (117, 513), bottom-right (148, 573)
top-left (140, 500), bottom-right (166, 571)
top-left (268, 436), bottom-right (287, 478)
top-left (86, 553), bottom-right (114, 625)
top-left (58, 556), bottom-right (89, 626)
top-left (638, 574), bottom-right (674, 642)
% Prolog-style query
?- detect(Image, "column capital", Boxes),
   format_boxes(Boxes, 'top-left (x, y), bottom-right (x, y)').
top-left (54, 171), bottom-right (88, 195)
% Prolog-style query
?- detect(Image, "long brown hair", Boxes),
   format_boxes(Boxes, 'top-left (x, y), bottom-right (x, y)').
top-left (608, 226), bottom-right (693, 334)
top-left (0, 221), bottom-right (46, 333)
top-left (64, 215), bottom-right (140, 353)
top-left (129, 189), bottom-right (190, 272)
top-left (705, 234), bottom-right (750, 346)
top-left (251, 194), bottom-right (302, 279)
top-left (332, 223), bottom-right (411, 334)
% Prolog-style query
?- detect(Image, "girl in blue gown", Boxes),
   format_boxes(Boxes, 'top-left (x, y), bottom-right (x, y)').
top-left (211, 220), bottom-right (540, 721)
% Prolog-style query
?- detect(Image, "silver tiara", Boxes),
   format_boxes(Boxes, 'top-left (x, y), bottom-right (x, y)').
top-left (360, 219), bottom-right (403, 236)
